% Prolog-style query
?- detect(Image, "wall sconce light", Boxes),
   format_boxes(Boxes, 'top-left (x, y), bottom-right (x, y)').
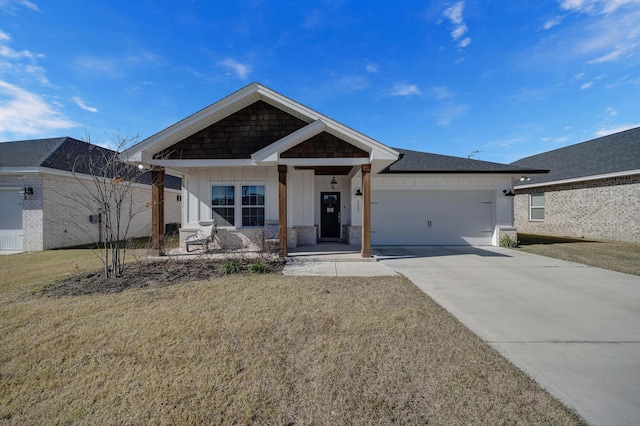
top-left (330, 176), bottom-right (337, 190)
top-left (19, 186), bottom-right (34, 200)
top-left (503, 189), bottom-right (515, 197)
top-left (519, 176), bottom-right (531, 182)
top-left (355, 188), bottom-right (362, 196)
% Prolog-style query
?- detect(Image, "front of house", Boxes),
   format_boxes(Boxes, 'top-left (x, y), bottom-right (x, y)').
top-left (122, 83), bottom-right (544, 256)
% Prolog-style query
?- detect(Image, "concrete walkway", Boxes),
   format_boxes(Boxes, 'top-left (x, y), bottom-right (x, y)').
top-left (284, 242), bottom-right (396, 276)
top-left (283, 259), bottom-right (396, 277)
top-left (375, 246), bottom-right (640, 426)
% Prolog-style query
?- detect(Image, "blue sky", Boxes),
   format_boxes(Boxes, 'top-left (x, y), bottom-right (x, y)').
top-left (1, 0), bottom-right (639, 163)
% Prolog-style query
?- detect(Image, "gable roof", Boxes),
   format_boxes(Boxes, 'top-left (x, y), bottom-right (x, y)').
top-left (511, 127), bottom-right (640, 187)
top-left (121, 82), bottom-right (399, 168)
top-left (0, 137), bottom-right (181, 190)
top-left (382, 148), bottom-right (549, 174)
top-left (0, 137), bottom-right (71, 168)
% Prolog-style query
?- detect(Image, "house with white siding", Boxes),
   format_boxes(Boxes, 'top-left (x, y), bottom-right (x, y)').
top-left (122, 83), bottom-right (545, 256)
top-left (0, 137), bottom-right (181, 252)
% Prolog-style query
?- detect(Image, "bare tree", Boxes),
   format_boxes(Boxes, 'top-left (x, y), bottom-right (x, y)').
top-left (68, 134), bottom-right (148, 278)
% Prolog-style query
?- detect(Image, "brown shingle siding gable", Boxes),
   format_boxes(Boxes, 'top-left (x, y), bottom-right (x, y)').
top-left (281, 132), bottom-right (369, 158)
top-left (154, 100), bottom-right (308, 159)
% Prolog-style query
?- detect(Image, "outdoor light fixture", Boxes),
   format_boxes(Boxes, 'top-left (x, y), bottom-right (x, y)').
top-left (503, 189), bottom-right (515, 197)
top-left (330, 176), bottom-right (337, 190)
top-left (520, 176), bottom-right (531, 182)
top-left (355, 188), bottom-right (362, 196)
top-left (19, 186), bottom-right (33, 200)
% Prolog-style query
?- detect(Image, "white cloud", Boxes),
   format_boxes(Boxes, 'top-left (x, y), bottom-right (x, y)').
top-left (220, 58), bottom-right (251, 80)
top-left (366, 63), bottom-right (379, 73)
top-left (390, 83), bottom-right (421, 96)
top-left (0, 30), bottom-right (50, 86)
top-left (588, 43), bottom-right (638, 63)
top-left (74, 52), bottom-right (163, 79)
top-left (605, 106), bottom-right (618, 116)
top-left (594, 123), bottom-right (640, 137)
top-left (431, 86), bottom-right (453, 99)
top-left (543, 15), bottom-right (564, 29)
top-left (560, 0), bottom-right (640, 14)
top-left (303, 8), bottom-right (323, 29)
top-left (433, 103), bottom-right (469, 126)
top-left (0, 80), bottom-right (77, 138)
top-left (72, 96), bottom-right (98, 113)
top-left (580, 81), bottom-right (593, 89)
top-left (0, 0), bottom-right (41, 13)
top-left (443, 1), bottom-right (471, 49)
top-left (538, 1), bottom-right (640, 67)
top-left (335, 75), bottom-right (369, 92)
top-left (0, 31), bottom-right (43, 60)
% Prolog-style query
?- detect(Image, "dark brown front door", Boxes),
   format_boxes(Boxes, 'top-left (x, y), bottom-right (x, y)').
top-left (320, 192), bottom-right (341, 239)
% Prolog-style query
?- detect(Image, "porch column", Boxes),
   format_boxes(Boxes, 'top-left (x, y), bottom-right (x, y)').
top-left (278, 165), bottom-right (288, 257)
top-left (361, 164), bottom-right (371, 257)
top-left (151, 167), bottom-right (165, 256)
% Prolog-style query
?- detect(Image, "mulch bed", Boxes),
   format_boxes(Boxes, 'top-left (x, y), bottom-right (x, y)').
top-left (41, 258), bottom-right (285, 297)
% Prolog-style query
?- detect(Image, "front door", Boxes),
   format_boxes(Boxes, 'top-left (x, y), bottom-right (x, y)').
top-left (320, 192), bottom-right (341, 239)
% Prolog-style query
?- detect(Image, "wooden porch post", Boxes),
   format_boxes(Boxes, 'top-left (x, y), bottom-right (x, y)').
top-left (361, 164), bottom-right (371, 257)
top-left (151, 167), bottom-right (165, 256)
top-left (278, 165), bottom-right (288, 257)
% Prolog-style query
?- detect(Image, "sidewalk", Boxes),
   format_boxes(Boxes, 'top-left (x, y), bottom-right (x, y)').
top-left (283, 242), bottom-right (396, 277)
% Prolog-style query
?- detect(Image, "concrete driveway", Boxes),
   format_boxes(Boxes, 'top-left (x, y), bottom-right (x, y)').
top-left (375, 246), bottom-right (640, 426)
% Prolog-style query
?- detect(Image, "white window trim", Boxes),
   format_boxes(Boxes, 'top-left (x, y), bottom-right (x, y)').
top-left (211, 183), bottom-right (266, 228)
top-left (529, 192), bottom-right (545, 221)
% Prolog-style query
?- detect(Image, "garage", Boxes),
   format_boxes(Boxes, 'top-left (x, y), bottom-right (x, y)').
top-left (371, 190), bottom-right (495, 245)
top-left (0, 189), bottom-right (23, 251)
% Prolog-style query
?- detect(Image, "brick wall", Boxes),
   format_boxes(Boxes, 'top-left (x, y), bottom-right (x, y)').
top-left (43, 174), bottom-right (182, 249)
top-left (514, 174), bottom-right (640, 243)
top-left (0, 174), bottom-right (44, 251)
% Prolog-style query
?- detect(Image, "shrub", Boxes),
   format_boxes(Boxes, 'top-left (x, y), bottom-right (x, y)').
top-left (499, 234), bottom-right (519, 248)
top-left (219, 260), bottom-right (243, 274)
top-left (249, 260), bottom-right (268, 274)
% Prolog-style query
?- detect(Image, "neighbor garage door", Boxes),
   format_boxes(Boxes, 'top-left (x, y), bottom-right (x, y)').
top-left (0, 189), bottom-right (23, 251)
top-left (371, 190), bottom-right (494, 245)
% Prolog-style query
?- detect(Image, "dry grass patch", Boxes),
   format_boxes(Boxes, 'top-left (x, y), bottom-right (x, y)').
top-left (517, 234), bottom-right (640, 276)
top-left (0, 259), bottom-right (583, 425)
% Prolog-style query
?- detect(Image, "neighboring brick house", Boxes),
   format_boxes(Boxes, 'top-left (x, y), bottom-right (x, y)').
top-left (0, 137), bottom-right (182, 252)
top-left (511, 127), bottom-right (640, 243)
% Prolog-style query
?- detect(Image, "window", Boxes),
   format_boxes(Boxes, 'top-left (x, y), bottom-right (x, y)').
top-left (211, 184), bottom-right (265, 227)
top-left (242, 185), bottom-right (265, 227)
top-left (530, 193), bottom-right (545, 220)
top-left (212, 185), bottom-right (235, 226)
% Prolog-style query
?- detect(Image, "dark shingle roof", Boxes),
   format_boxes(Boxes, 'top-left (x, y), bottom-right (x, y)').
top-left (510, 127), bottom-right (640, 186)
top-left (0, 137), bottom-right (69, 168)
top-left (0, 137), bottom-right (181, 190)
top-left (382, 148), bottom-right (548, 174)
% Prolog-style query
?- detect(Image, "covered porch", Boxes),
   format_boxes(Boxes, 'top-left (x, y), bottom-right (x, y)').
top-left (120, 83), bottom-right (399, 257)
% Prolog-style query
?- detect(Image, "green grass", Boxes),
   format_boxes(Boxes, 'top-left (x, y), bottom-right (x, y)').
top-left (0, 250), bottom-right (584, 424)
top-left (516, 234), bottom-right (640, 276)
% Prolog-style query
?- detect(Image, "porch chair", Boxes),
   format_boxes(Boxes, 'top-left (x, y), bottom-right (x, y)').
top-left (185, 220), bottom-right (217, 253)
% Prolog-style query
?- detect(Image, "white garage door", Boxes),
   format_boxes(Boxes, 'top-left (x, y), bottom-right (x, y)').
top-left (371, 190), bottom-right (494, 245)
top-left (0, 189), bottom-right (23, 251)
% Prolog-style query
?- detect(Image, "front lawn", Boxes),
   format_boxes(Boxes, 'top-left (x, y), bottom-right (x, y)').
top-left (516, 234), bottom-right (640, 276)
top-left (0, 250), bottom-right (583, 424)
